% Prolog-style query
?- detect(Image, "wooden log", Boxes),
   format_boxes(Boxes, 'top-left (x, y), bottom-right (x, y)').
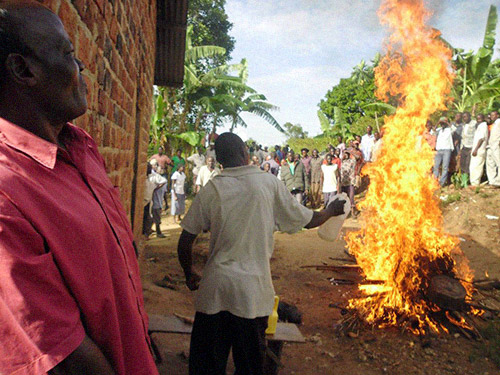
top-left (426, 275), bottom-right (467, 311)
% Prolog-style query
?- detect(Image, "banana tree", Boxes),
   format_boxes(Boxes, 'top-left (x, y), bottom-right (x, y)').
top-left (451, 5), bottom-right (500, 113)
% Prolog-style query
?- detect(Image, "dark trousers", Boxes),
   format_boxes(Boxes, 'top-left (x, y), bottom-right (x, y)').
top-left (152, 208), bottom-right (162, 234)
top-left (189, 311), bottom-right (268, 375)
top-left (143, 204), bottom-right (153, 235)
top-left (460, 147), bottom-right (472, 175)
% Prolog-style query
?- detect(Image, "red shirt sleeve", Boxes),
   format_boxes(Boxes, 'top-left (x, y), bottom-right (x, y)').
top-left (0, 194), bottom-right (85, 375)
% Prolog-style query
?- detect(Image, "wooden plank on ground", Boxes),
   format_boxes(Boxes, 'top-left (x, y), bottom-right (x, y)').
top-left (267, 323), bottom-right (305, 343)
top-left (149, 314), bottom-right (305, 343)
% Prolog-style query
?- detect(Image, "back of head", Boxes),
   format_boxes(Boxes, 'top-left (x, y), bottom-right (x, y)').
top-left (215, 132), bottom-right (248, 168)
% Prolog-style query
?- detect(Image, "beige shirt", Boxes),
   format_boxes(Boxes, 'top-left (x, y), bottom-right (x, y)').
top-left (472, 122), bottom-right (488, 155)
top-left (195, 165), bottom-right (221, 187)
top-left (489, 119), bottom-right (500, 149)
top-left (181, 165), bottom-right (313, 318)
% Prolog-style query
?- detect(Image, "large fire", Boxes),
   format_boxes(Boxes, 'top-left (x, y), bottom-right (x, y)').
top-left (345, 0), bottom-right (474, 334)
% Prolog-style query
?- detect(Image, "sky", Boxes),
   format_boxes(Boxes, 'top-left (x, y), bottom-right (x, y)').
top-left (219, 0), bottom-right (500, 145)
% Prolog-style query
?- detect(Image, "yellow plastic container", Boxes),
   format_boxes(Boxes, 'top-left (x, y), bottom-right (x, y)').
top-left (265, 296), bottom-right (280, 335)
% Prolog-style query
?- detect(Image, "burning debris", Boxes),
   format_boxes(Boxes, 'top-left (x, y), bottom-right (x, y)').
top-left (333, 0), bottom-right (484, 335)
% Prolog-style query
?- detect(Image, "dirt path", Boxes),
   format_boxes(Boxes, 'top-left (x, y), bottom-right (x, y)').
top-left (140, 186), bottom-right (500, 375)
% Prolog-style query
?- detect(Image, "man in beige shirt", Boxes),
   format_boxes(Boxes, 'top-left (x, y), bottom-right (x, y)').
top-left (177, 133), bottom-right (345, 375)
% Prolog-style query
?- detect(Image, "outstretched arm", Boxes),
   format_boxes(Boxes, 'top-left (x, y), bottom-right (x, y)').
top-left (177, 230), bottom-right (201, 290)
top-left (304, 197), bottom-right (345, 229)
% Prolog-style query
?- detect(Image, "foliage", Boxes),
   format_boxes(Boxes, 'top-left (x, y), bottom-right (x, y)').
top-left (188, 0), bottom-right (235, 64)
top-left (283, 122), bottom-right (308, 140)
top-left (451, 171), bottom-right (469, 189)
top-left (287, 136), bottom-right (339, 154)
top-left (440, 192), bottom-right (461, 206)
top-left (450, 5), bottom-right (500, 113)
top-left (151, 28), bottom-right (282, 155)
top-left (319, 77), bottom-right (376, 125)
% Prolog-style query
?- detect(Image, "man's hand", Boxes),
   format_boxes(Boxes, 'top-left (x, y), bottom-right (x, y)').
top-left (472, 150), bottom-right (477, 157)
top-left (186, 272), bottom-right (201, 291)
top-left (326, 197), bottom-right (345, 217)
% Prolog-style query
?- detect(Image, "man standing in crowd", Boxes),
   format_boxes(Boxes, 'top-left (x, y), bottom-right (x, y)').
top-left (196, 156), bottom-right (220, 192)
top-left (486, 110), bottom-right (500, 187)
top-left (449, 113), bottom-right (463, 175)
top-left (360, 125), bottom-right (376, 162)
top-left (206, 142), bottom-right (216, 161)
top-left (336, 136), bottom-right (346, 159)
top-left (433, 117), bottom-right (454, 186)
top-left (301, 147), bottom-right (312, 179)
top-left (470, 114), bottom-right (488, 186)
top-left (171, 148), bottom-right (186, 175)
top-left (340, 150), bottom-right (356, 216)
top-left (309, 148), bottom-right (323, 209)
top-left (150, 145), bottom-right (171, 177)
top-left (0, 2), bottom-right (158, 374)
top-left (187, 146), bottom-right (206, 191)
top-left (280, 151), bottom-right (309, 204)
top-left (177, 132), bottom-right (346, 375)
top-left (144, 161), bottom-right (167, 235)
top-left (460, 112), bottom-right (476, 179)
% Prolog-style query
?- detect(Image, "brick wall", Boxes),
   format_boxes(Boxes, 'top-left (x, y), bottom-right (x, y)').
top-left (40, 0), bottom-right (156, 239)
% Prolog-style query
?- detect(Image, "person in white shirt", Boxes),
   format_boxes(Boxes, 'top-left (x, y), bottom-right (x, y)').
top-left (143, 162), bottom-right (167, 236)
top-left (469, 114), bottom-right (489, 186)
top-left (320, 154), bottom-right (341, 208)
top-left (171, 165), bottom-right (186, 223)
top-left (433, 117), bottom-right (454, 186)
top-left (177, 132), bottom-right (346, 375)
top-left (460, 112), bottom-right (476, 176)
top-left (486, 110), bottom-right (500, 187)
top-left (195, 156), bottom-right (220, 192)
top-left (360, 125), bottom-right (376, 162)
top-left (187, 147), bottom-right (206, 191)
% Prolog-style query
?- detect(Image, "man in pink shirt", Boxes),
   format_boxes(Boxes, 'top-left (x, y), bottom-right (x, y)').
top-left (0, 2), bottom-right (157, 374)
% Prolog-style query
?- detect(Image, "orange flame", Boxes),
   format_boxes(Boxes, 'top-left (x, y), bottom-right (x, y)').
top-left (346, 0), bottom-right (473, 334)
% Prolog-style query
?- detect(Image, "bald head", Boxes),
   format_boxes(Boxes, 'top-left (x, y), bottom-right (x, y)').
top-left (0, 1), bottom-right (87, 126)
top-left (0, 1), bottom-right (53, 84)
top-left (215, 132), bottom-right (249, 168)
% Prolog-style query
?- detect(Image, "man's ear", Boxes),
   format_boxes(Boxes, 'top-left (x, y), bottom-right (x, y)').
top-left (4, 53), bottom-right (38, 87)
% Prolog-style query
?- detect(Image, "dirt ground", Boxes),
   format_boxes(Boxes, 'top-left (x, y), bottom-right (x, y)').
top-left (140, 184), bottom-right (500, 375)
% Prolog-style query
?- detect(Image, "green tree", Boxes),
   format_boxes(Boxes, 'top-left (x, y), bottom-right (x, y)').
top-left (188, 0), bottom-right (235, 64)
top-left (283, 122), bottom-right (308, 140)
top-left (451, 5), bottom-right (500, 113)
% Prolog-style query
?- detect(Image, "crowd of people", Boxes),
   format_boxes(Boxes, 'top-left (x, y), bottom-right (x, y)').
top-left (143, 125), bottom-right (382, 238)
top-left (429, 110), bottom-right (500, 188)
top-left (251, 126), bottom-right (381, 216)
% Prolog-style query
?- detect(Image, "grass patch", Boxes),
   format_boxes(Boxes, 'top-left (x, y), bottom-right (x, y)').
top-left (440, 193), bottom-right (462, 206)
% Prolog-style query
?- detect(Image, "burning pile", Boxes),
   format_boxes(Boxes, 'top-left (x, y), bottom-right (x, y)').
top-left (345, 0), bottom-right (476, 334)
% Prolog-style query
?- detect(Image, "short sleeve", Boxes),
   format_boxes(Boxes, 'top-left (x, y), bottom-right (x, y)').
top-left (0, 195), bottom-right (85, 374)
top-left (274, 181), bottom-right (313, 233)
top-left (171, 171), bottom-right (179, 180)
top-left (181, 184), bottom-right (213, 234)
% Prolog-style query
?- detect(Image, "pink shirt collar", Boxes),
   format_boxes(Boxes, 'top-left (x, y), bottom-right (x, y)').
top-left (0, 116), bottom-right (74, 170)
